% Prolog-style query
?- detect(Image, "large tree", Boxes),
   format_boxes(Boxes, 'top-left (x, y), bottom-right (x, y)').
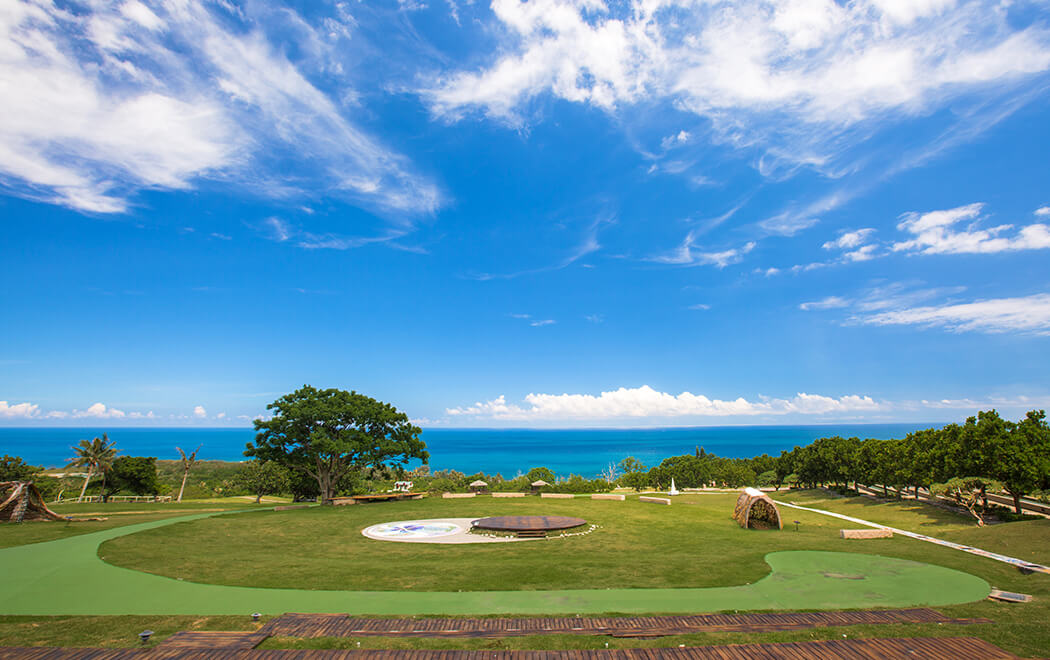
top-left (993, 410), bottom-right (1050, 513)
top-left (246, 386), bottom-right (428, 503)
top-left (67, 434), bottom-right (117, 502)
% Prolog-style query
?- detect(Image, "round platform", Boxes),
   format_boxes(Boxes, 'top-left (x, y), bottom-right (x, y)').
top-left (471, 515), bottom-right (587, 532)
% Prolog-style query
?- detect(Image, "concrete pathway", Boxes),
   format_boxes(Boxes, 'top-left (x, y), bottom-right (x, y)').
top-left (775, 499), bottom-right (1050, 575)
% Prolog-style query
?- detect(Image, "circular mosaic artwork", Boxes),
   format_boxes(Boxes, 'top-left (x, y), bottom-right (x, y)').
top-left (362, 520), bottom-right (462, 540)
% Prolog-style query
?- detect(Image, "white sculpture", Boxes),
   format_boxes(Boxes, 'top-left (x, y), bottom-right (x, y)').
top-left (669, 478), bottom-right (680, 496)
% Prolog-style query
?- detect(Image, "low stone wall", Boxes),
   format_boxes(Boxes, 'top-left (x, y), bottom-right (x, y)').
top-left (492, 492), bottom-right (526, 498)
top-left (639, 496), bottom-right (671, 505)
top-left (840, 528), bottom-right (893, 539)
top-left (540, 493), bottom-right (574, 499)
top-left (442, 492), bottom-right (476, 499)
top-left (591, 493), bottom-right (625, 501)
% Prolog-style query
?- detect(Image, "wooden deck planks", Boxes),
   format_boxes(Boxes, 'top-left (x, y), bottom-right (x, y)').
top-left (158, 633), bottom-right (269, 650)
top-left (0, 637), bottom-right (1020, 659)
top-left (258, 609), bottom-right (990, 639)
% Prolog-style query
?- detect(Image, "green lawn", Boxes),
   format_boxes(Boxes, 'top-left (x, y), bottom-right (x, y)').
top-left (0, 500), bottom-right (276, 549)
top-left (1, 490), bottom-right (1048, 657)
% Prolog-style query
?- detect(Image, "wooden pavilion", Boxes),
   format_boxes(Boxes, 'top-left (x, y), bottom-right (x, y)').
top-left (469, 479), bottom-right (489, 494)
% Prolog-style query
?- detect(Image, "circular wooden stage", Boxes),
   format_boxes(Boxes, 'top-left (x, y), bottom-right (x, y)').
top-left (471, 515), bottom-right (586, 532)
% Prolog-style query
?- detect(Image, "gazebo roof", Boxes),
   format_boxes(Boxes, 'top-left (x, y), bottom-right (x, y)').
top-left (531, 480), bottom-right (551, 487)
top-left (469, 480), bottom-right (488, 487)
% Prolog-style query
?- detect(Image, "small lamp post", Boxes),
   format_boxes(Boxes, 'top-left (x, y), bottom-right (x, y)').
top-left (793, 520), bottom-right (801, 532)
top-left (138, 630), bottom-right (153, 645)
top-left (251, 613), bottom-right (262, 622)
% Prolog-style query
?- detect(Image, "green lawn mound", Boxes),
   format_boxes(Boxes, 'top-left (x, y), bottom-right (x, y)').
top-left (0, 501), bottom-right (989, 616)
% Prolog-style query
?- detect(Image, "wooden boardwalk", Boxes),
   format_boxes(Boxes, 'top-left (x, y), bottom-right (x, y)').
top-left (258, 608), bottom-right (989, 639)
top-left (0, 637), bottom-right (1018, 659)
top-left (159, 633), bottom-right (270, 650)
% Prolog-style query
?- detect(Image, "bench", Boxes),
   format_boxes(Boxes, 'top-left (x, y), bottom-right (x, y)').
top-left (492, 492), bottom-right (526, 498)
top-left (639, 496), bottom-right (671, 505)
top-left (442, 492), bottom-right (476, 499)
top-left (540, 493), bottom-right (574, 499)
top-left (591, 493), bottom-right (625, 501)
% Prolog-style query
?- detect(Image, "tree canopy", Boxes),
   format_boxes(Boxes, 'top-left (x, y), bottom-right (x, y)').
top-left (246, 385), bottom-right (427, 502)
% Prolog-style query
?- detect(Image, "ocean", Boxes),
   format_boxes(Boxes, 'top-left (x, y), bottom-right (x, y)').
top-left (0, 423), bottom-right (930, 477)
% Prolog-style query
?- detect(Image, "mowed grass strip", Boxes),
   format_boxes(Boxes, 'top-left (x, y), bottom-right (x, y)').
top-left (0, 501), bottom-right (276, 549)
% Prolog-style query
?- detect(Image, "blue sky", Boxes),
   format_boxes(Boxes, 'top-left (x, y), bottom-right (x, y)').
top-left (2, 0), bottom-right (1050, 428)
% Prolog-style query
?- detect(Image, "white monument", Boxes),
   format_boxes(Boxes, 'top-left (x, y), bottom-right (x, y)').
top-left (669, 478), bottom-right (680, 496)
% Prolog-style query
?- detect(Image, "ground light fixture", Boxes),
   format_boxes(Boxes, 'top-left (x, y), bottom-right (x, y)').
top-left (138, 630), bottom-right (153, 644)
top-left (252, 613), bottom-right (261, 622)
top-left (793, 520), bottom-right (801, 532)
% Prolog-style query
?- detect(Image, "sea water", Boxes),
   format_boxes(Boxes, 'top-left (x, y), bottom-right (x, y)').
top-left (0, 423), bottom-right (929, 477)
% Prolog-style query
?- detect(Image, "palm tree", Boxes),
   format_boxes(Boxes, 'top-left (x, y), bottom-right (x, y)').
top-left (175, 445), bottom-right (202, 502)
top-left (68, 434), bottom-right (118, 502)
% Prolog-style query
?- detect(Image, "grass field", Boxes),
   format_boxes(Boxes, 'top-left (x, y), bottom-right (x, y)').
top-left (1, 490), bottom-right (1048, 657)
top-left (98, 492), bottom-right (1037, 592)
top-left (0, 500), bottom-right (276, 549)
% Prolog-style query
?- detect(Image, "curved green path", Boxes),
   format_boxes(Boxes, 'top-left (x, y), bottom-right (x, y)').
top-left (0, 510), bottom-right (989, 616)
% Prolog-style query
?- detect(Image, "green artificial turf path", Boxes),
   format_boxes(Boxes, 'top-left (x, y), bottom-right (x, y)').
top-left (0, 509), bottom-right (988, 616)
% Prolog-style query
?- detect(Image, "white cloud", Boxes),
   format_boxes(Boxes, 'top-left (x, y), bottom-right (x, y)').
top-left (73, 402), bottom-right (126, 418)
top-left (653, 233), bottom-right (755, 268)
top-left (799, 296), bottom-right (850, 311)
top-left (688, 303), bottom-right (711, 310)
top-left (759, 215), bottom-right (820, 237)
top-left (858, 293), bottom-right (1050, 335)
top-left (823, 228), bottom-right (876, 250)
top-left (0, 1), bottom-right (440, 216)
top-left (421, 0), bottom-right (1050, 176)
top-left (127, 411), bottom-right (156, 419)
top-left (1036, 206), bottom-right (1050, 217)
top-left (446, 385), bottom-right (879, 421)
top-left (843, 244), bottom-right (879, 262)
top-left (216, 411), bottom-right (226, 419)
top-left (530, 319), bottom-right (556, 327)
top-left (660, 130), bottom-right (692, 149)
top-left (193, 405), bottom-right (207, 418)
top-left (892, 202), bottom-right (1050, 255)
top-left (584, 314), bottom-right (604, 323)
top-left (0, 400), bottom-right (40, 419)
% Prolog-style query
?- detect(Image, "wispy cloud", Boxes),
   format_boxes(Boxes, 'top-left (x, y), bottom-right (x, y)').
top-left (468, 214), bottom-right (611, 280)
top-left (653, 232), bottom-right (756, 269)
top-left (0, 1), bottom-right (441, 217)
top-left (799, 296), bottom-right (850, 311)
top-left (800, 282), bottom-right (1050, 335)
top-left (858, 293), bottom-right (1050, 335)
top-left (421, 0), bottom-right (1050, 181)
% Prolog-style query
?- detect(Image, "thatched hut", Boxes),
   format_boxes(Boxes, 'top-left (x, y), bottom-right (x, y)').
top-left (530, 479), bottom-right (550, 493)
top-left (469, 479), bottom-right (489, 493)
top-left (733, 487), bottom-right (782, 530)
top-left (1, 482), bottom-right (67, 523)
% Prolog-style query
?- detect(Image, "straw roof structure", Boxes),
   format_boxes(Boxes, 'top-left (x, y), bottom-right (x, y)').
top-left (469, 480), bottom-right (488, 487)
top-left (733, 487), bottom-right (783, 530)
top-left (531, 480), bottom-right (551, 487)
top-left (1, 481), bottom-right (68, 523)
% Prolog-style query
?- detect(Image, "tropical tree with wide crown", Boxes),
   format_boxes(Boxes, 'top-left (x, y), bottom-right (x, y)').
top-left (245, 386), bottom-right (427, 503)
